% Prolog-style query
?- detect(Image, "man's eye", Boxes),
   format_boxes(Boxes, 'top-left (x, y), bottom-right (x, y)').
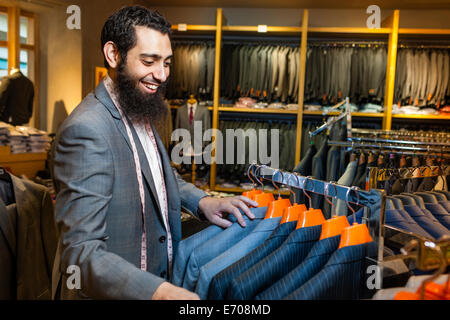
top-left (165, 62), bottom-right (172, 67)
top-left (143, 60), bottom-right (154, 65)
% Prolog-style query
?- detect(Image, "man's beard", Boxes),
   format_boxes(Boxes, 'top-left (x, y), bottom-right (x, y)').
top-left (115, 61), bottom-right (168, 125)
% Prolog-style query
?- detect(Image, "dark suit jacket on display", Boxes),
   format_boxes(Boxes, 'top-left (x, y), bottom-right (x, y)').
top-left (52, 80), bottom-right (208, 300)
top-left (0, 71), bottom-right (35, 125)
top-left (0, 174), bottom-right (58, 300)
top-left (208, 221), bottom-right (297, 300)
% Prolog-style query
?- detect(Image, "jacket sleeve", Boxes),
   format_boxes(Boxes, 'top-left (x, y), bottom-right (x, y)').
top-left (53, 120), bottom-right (165, 299)
top-left (173, 168), bottom-right (208, 220)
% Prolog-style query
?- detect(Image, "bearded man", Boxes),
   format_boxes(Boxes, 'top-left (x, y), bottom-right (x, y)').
top-left (51, 6), bottom-right (257, 300)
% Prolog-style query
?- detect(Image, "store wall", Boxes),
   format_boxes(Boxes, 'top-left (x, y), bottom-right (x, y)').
top-left (79, 0), bottom-right (137, 98)
top-left (40, 5), bottom-right (82, 133)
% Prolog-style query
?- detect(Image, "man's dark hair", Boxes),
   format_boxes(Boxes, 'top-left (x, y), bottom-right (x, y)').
top-left (101, 6), bottom-right (171, 68)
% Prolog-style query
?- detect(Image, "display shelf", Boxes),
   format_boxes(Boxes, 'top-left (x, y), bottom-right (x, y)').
top-left (392, 114), bottom-right (450, 120)
top-left (0, 146), bottom-right (47, 179)
top-left (171, 24), bottom-right (217, 32)
top-left (398, 28), bottom-right (450, 35)
top-left (303, 111), bottom-right (384, 118)
top-left (308, 27), bottom-right (391, 34)
top-left (222, 25), bottom-right (302, 33)
top-left (218, 106), bottom-right (299, 114)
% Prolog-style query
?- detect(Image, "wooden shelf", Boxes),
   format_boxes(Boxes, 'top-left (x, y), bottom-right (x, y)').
top-left (308, 27), bottom-right (391, 34)
top-left (303, 111), bottom-right (384, 118)
top-left (171, 24), bottom-right (216, 32)
top-left (0, 146), bottom-right (47, 179)
top-left (398, 28), bottom-right (450, 35)
top-left (222, 25), bottom-right (302, 33)
top-left (392, 114), bottom-right (450, 120)
top-left (218, 106), bottom-right (298, 114)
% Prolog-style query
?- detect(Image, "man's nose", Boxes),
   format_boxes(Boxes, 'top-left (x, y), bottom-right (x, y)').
top-left (153, 63), bottom-right (168, 83)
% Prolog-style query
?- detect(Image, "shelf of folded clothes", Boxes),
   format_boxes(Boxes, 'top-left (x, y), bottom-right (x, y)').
top-left (0, 146), bottom-right (47, 179)
top-left (218, 105), bottom-right (299, 114)
top-left (391, 104), bottom-right (450, 120)
top-left (303, 111), bottom-right (384, 118)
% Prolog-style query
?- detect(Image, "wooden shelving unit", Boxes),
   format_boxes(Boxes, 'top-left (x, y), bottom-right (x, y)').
top-left (171, 8), bottom-right (450, 196)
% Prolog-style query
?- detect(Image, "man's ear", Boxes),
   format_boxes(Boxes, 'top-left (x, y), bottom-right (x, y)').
top-left (103, 41), bottom-right (120, 69)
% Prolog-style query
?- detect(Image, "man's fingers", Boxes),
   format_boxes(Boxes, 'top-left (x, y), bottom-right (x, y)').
top-left (235, 195), bottom-right (258, 208)
top-left (209, 214), bottom-right (232, 229)
top-left (225, 203), bottom-right (246, 227)
top-left (231, 198), bottom-right (255, 220)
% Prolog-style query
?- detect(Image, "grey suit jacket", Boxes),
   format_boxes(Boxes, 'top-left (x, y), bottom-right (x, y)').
top-left (52, 80), bottom-right (208, 300)
top-left (175, 103), bottom-right (211, 149)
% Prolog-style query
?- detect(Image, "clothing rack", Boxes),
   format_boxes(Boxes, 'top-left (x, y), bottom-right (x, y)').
top-left (309, 97), bottom-right (351, 138)
top-left (352, 129), bottom-right (450, 140)
top-left (327, 140), bottom-right (450, 157)
top-left (366, 164), bottom-right (450, 287)
top-left (250, 163), bottom-right (387, 287)
top-left (349, 137), bottom-right (450, 148)
top-left (307, 41), bottom-right (387, 47)
top-left (366, 165), bottom-right (449, 193)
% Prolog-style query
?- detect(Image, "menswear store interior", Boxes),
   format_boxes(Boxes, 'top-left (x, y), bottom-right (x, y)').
top-left (0, 0), bottom-right (450, 301)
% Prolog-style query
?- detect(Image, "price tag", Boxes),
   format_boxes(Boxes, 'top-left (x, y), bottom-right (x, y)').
top-left (178, 24), bottom-right (187, 31)
top-left (258, 25), bottom-right (268, 33)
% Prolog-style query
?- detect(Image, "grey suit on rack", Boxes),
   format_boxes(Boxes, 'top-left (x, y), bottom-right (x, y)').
top-left (175, 104), bottom-right (211, 149)
top-left (52, 80), bottom-right (208, 300)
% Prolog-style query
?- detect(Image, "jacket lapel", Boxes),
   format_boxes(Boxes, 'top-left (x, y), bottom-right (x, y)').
top-left (94, 80), bottom-right (133, 153)
top-left (150, 122), bottom-right (181, 232)
top-left (0, 198), bottom-right (16, 256)
top-left (94, 80), bottom-right (164, 223)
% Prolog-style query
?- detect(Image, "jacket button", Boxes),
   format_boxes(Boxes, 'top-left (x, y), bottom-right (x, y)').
top-left (159, 236), bottom-right (166, 243)
top-left (160, 271), bottom-right (167, 278)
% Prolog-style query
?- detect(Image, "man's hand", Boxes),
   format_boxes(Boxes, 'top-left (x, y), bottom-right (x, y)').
top-left (152, 282), bottom-right (200, 300)
top-left (198, 196), bottom-right (258, 228)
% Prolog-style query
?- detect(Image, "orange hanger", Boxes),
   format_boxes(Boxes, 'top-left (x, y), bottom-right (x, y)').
top-left (320, 182), bottom-right (350, 240)
top-left (338, 186), bottom-right (373, 249)
top-left (265, 170), bottom-right (292, 219)
top-left (242, 164), bottom-right (263, 201)
top-left (296, 176), bottom-right (325, 229)
top-left (252, 165), bottom-right (275, 208)
top-left (281, 176), bottom-right (305, 223)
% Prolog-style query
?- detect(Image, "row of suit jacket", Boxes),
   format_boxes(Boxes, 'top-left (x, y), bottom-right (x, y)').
top-left (172, 203), bottom-right (379, 300)
top-left (383, 191), bottom-right (450, 242)
top-left (166, 43), bottom-right (215, 100)
top-left (221, 44), bottom-right (301, 103)
top-left (216, 119), bottom-right (297, 183)
top-left (305, 45), bottom-right (387, 106)
top-left (395, 49), bottom-right (450, 106)
top-left (0, 171), bottom-right (59, 299)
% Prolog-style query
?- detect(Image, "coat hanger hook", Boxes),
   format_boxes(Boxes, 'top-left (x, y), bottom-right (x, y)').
top-left (325, 181), bottom-right (338, 217)
top-left (271, 169), bottom-right (283, 199)
top-left (303, 176), bottom-right (314, 209)
top-left (254, 165), bottom-right (265, 192)
top-left (247, 163), bottom-right (257, 187)
top-left (346, 186), bottom-right (360, 224)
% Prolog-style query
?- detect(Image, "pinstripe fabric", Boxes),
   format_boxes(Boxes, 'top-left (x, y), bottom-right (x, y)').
top-left (424, 203), bottom-right (450, 229)
top-left (284, 241), bottom-right (377, 300)
top-left (172, 224), bottom-right (224, 286)
top-left (226, 225), bottom-right (322, 300)
top-left (182, 207), bottom-right (267, 291)
top-left (207, 221), bottom-right (297, 300)
top-left (195, 217), bottom-right (282, 299)
top-left (255, 235), bottom-right (340, 300)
